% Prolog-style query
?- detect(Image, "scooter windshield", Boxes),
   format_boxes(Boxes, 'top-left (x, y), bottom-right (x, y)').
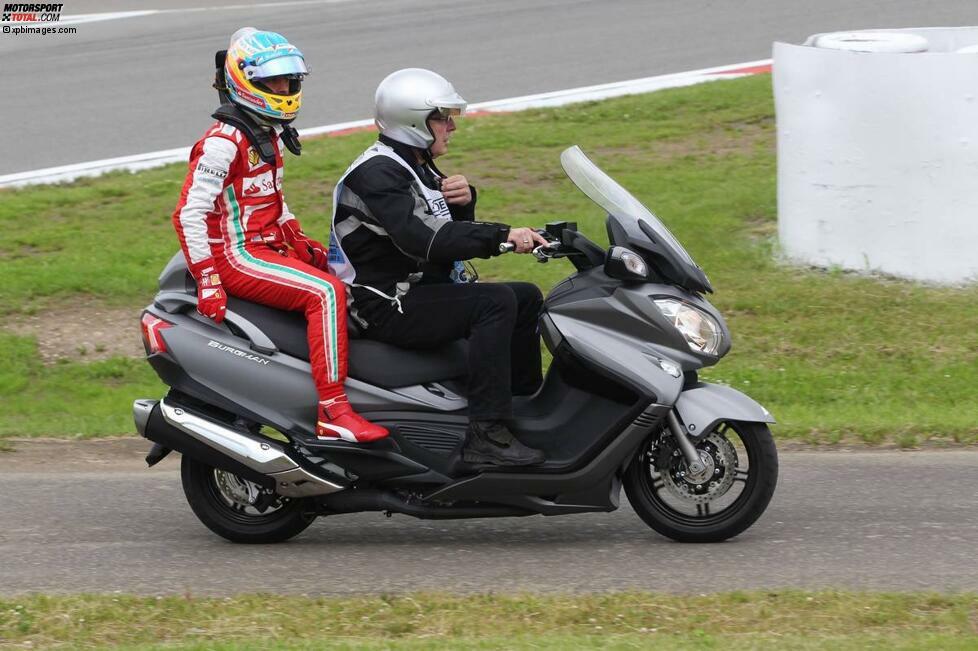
top-left (559, 146), bottom-right (712, 293)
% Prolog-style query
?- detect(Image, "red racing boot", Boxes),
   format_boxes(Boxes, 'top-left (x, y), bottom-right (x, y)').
top-left (316, 396), bottom-right (389, 443)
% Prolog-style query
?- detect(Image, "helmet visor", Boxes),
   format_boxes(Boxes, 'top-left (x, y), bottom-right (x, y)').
top-left (251, 55), bottom-right (308, 80)
top-left (427, 89), bottom-right (467, 116)
top-left (433, 106), bottom-right (464, 118)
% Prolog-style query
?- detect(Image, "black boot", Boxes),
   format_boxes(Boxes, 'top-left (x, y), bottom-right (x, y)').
top-left (461, 420), bottom-right (545, 466)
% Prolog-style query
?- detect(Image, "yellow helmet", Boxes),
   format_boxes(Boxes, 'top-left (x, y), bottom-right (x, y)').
top-left (224, 28), bottom-right (307, 123)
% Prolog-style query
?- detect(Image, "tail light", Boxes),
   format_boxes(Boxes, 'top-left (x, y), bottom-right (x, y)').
top-left (140, 312), bottom-right (173, 355)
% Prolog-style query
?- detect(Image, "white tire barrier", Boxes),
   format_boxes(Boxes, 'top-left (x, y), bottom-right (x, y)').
top-left (807, 31), bottom-right (929, 53)
top-left (775, 27), bottom-right (978, 284)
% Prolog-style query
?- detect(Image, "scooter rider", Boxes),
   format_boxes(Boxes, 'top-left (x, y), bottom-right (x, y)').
top-left (172, 28), bottom-right (388, 443)
top-left (328, 68), bottom-right (549, 466)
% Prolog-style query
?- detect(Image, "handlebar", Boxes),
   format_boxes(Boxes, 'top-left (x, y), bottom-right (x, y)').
top-left (496, 223), bottom-right (600, 271)
top-left (499, 240), bottom-right (562, 261)
top-left (499, 227), bottom-right (561, 253)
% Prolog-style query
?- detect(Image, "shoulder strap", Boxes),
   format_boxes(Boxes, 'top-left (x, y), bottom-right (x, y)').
top-left (210, 104), bottom-right (277, 165)
top-left (280, 125), bottom-right (302, 157)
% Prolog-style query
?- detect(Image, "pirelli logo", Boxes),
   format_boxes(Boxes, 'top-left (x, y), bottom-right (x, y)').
top-left (196, 163), bottom-right (228, 179)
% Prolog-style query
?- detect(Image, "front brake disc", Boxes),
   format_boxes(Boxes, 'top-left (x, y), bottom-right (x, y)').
top-left (661, 431), bottom-right (738, 505)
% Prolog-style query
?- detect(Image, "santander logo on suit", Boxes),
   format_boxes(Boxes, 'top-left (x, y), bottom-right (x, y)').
top-left (242, 170), bottom-right (277, 197)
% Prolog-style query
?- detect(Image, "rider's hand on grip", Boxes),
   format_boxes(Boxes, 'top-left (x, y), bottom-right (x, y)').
top-left (191, 262), bottom-right (227, 324)
top-left (506, 227), bottom-right (549, 254)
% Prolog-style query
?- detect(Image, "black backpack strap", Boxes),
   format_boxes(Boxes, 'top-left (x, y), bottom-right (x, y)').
top-left (211, 104), bottom-right (277, 165)
top-left (280, 124), bottom-right (302, 157)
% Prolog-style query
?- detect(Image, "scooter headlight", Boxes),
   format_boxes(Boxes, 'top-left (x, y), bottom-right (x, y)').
top-left (653, 298), bottom-right (722, 355)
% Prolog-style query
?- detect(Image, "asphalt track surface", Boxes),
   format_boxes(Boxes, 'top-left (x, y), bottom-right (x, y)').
top-left (1, 439), bottom-right (976, 596)
top-left (3, 0), bottom-right (978, 174)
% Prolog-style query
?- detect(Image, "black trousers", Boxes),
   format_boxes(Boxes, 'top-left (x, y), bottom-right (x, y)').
top-left (358, 282), bottom-right (544, 420)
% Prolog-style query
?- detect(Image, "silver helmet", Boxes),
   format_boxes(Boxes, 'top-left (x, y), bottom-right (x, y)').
top-left (374, 68), bottom-right (467, 148)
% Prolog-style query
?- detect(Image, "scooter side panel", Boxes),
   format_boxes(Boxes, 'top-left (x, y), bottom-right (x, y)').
top-left (546, 271), bottom-right (731, 369)
top-left (155, 312), bottom-right (317, 432)
top-left (547, 311), bottom-right (684, 406)
top-left (674, 382), bottom-right (776, 439)
top-left (149, 307), bottom-right (467, 435)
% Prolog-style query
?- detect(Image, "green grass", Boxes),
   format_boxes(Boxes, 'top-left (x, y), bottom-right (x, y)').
top-left (1, 74), bottom-right (976, 441)
top-left (73, 636), bottom-right (978, 651)
top-left (0, 333), bottom-right (162, 438)
top-left (1, 591), bottom-right (976, 650)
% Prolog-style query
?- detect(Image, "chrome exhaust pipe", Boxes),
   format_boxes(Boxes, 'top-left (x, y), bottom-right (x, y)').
top-left (153, 398), bottom-right (346, 498)
top-left (133, 399), bottom-right (156, 437)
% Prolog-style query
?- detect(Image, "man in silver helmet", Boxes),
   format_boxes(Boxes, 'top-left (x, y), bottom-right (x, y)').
top-left (328, 68), bottom-right (549, 467)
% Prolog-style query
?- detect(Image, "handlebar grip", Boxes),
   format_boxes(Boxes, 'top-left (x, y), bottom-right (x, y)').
top-left (498, 242), bottom-right (516, 253)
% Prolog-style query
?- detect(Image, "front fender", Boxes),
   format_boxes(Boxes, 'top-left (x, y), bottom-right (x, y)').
top-left (674, 382), bottom-right (775, 439)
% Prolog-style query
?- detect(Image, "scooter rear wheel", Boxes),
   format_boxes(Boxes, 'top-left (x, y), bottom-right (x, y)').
top-left (624, 420), bottom-right (778, 543)
top-left (181, 456), bottom-right (316, 544)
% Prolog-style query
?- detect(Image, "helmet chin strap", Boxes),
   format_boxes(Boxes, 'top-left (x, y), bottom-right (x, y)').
top-left (417, 115), bottom-right (445, 176)
top-left (422, 147), bottom-right (447, 178)
top-left (405, 138), bottom-right (443, 177)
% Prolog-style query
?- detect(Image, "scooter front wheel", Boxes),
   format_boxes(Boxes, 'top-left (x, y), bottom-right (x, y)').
top-left (624, 420), bottom-right (778, 543)
top-left (181, 456), bottom-right (316, 544)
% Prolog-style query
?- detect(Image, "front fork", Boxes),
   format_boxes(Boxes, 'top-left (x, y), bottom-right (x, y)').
top-left (666, 410), bottom-right (706, 475)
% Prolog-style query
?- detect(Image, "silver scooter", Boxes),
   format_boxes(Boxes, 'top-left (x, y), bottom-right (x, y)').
top-left (134, 145), bottom-right (777, 544)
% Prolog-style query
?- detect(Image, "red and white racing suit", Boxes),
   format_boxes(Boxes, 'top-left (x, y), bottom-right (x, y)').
top-left (172, 121), bottom-right (348, 401)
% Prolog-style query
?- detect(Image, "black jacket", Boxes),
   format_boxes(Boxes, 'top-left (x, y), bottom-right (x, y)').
top-left (333, 136), bottom-right (510, 307)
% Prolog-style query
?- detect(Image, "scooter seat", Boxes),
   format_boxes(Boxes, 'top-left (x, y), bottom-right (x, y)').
top-left (225, 297), bottom-right (468, 388)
